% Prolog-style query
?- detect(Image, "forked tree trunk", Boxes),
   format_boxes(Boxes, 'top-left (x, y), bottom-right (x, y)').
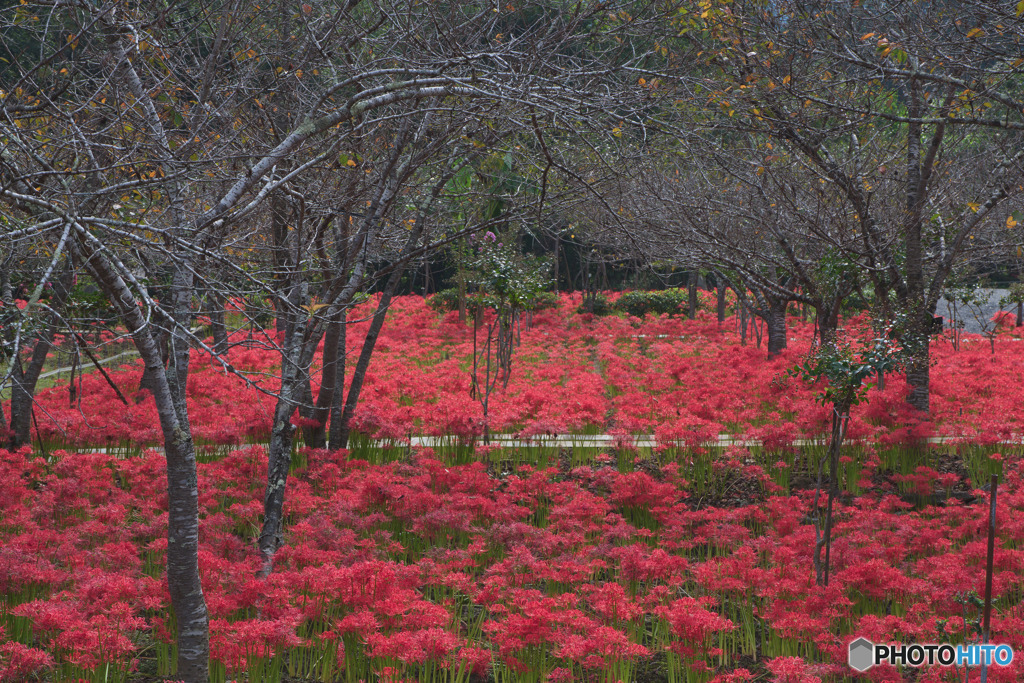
top-left (335, 267), bottom-right (406, 449)
top-left (81, 234), bottom-right (209, 682)
top-left (305, 310), bottom-right (343, 449)
top-left (7, 339), bottom-right (51, 449)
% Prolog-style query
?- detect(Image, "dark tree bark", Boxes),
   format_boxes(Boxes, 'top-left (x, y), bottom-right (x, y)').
top-left (334, 270), bottom-right (405, 449)
top-left (739, 297), bottom-right (748, 346)
top-left (766, 297), bottom-right (788, 356)
top-left (716, 275), bottom-right (726, 324)
top-left (304, 309), bottom-right (343, 450)
top-left (7, 341), bottom-right (50, 449)
top-left (687, 273), bottom-right (698, 320)
top-left (815, 299), bottom-right (842, 348)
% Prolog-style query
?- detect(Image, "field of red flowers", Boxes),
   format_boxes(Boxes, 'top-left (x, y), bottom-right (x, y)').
top-left (24, 293), bottom-right (1024, 449)
top-left (3, 294), bottom-right (1024, 682)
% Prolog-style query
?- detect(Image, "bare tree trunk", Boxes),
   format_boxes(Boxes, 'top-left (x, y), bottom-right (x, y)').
top-left (7, 339), bottom-right (51, 449)
top-left (80, 234), bottom-right (209, 682)
top-left (166, 265), bottom-right (195, 438)
top-left (306, 310), bottom-right (342, 449)
top-left (328, 309), bottom-right (348, 451)
top-left (1016, 301), bottom-right (1021, 327)
top-left (7, 268), bottom-right (74, 448)
top-left (740, 299), bottom-right (748, 345)
top-left (553, 235), bottom-right (559, 294)
top-left (258, 282), bottom-right (308, 577)
top-left (906, 340), bottom-right (931, 412)
top-left (716, 276), bottom-right (726, 324)
top-left (335, 268), bottom-right (406, 449)
top-left (814, 408), bottom-right (848, 586)
top-left (815, 301), bottom-right (840, 348)
top-left (766, 298), bottom-right (788, 356)
top-left (688, 273), bottom-right (698, 320)
top-left (207, 291), bottom-right (229, 357)
top-left (138, 326), bottom-right (169, 399)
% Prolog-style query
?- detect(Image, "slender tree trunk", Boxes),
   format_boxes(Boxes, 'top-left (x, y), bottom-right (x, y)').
top-left (80, 234), bottom-right (209, 683)
top-left (903, 78), bottom-right (930, 412)
top-left (740, 299), bottom-right (748, 346)
top-left (258, 283), bottom-right (308, 576)
top-left (716, 276), bottom-right (726, 324)
top-left (814, 407), bottom-right (848, 587)
top-left (688, 273), bottom-right (698, 320)
top-left (7, 268), bottom-right (74, 448)
top-left (8, 339), bottom-right (51, 448)
top-left (1016, 301), bottom-right (1021, 327)
top-left (208, 291), bottom-right (229, 357)
top-left (553, 235), bottom-right (560, 294)
top-left (335, 269), bottom-right (405, 449)
top-left (328, 309), bottom-right (348, 451)
top-left (166, 266), bottom-right (194, 436)
top-left (306, 311), bottom-right (342, 449)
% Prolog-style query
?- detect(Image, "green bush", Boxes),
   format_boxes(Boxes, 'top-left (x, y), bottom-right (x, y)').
top-left (428, 288), bottom-right (559, 314)
top-left (576, 293), bottom-right (613, 316)
top-left (614, 289), bottom-right (690, 317)
top-left (427, 288), bottom-right (464, 313)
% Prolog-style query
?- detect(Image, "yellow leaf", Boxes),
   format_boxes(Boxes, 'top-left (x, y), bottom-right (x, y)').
top-left (967, 27), bottom-right (984, 38)
top-left (1008, 216), bottom-right (1019, 229)
top-left (861, 32), bottom-right (875, 40)
top-left (968, 202), bottom-right (980, 213)
top-left (346, 159), bottom-right (356, 167)
top-left (638, 77), bottom-right (646, 85)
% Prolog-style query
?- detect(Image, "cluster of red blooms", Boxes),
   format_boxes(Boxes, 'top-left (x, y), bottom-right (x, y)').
top-left (23, 293), bottom-right (1024, 447)
top-left (2, 441), bottom-right (1023, 682)
top-left (5, 293), bottom-right (1024, 681)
